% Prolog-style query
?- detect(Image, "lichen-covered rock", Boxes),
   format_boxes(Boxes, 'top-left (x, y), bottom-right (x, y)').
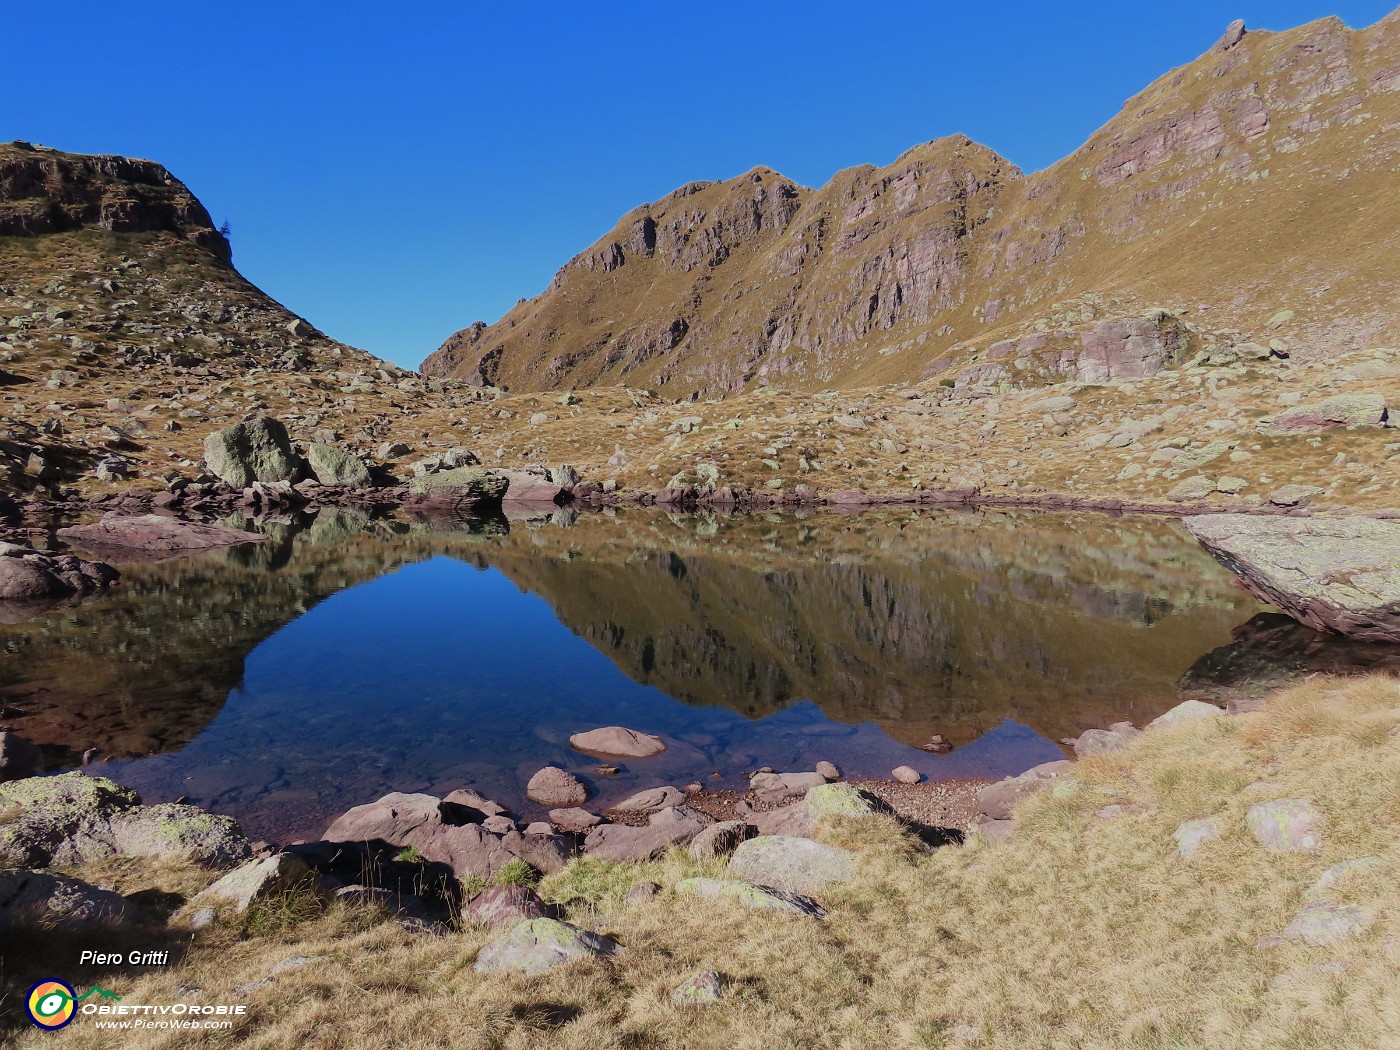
top-left (203, 417), bottom-right (301, 487)
top-left (110, 803), bottom-right (251, 868)
top-left (675, 877), bottom-right (826, 918)
top-left (1278, 903), bottom-right (1371, 946)
top-left (1272, 394), bottom-right (1388, 432)
top-left (0, 870), bottom-right (137, 931)
top-left (406, 466), bottom-right (509, 511)
top-left (187, 853), bottom-right (312, 916)
top-left (0, 772), bottom-right (140, 867)
top-left (304, 443), bottom-right (372, 487)
top-left (473, 918), bottom-right (619, 974)
top-left (673, 970), bottom-right (725, 1005)
top-left (804, 783), bottom-right (886, 819)
top-left (1247, 799), bottom-right (1323, 853)
top-left (1185, 515), bottom-right (1400, 643)
top-left (727, 835), bottom-right (855, 895)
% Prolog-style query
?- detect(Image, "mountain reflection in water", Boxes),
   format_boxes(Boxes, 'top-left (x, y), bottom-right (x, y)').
top-left (0, 507), bottom-right (1291, 839)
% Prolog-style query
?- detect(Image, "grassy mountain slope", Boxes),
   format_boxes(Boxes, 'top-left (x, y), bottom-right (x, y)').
top-left (424, 12), bottom-right (1400, 398)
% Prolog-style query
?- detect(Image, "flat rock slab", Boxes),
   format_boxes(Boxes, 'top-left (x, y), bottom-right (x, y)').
top-left (1279, 903), bottom-right (1372, 946)
top-left (58, 514), bottom-right (267, 554)
top-left (585, 805), bottom-right (708, 862)
top-left (727, 835), bottom-right (855, 895)
top-left (1185, 515), bottom-right (1400, 643)
top-left (473, 918), bottom-right (618, 974)
top-left (569, 726), bottom-right (666, 759)
top-left (675, 877), bottom-right (826, 918)
top-left (1247, 799), bottom-right (1323, 853)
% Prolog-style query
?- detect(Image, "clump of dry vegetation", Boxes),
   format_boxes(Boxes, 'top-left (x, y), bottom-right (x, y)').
top-left (5, 674), bottom-right (1396, 1049)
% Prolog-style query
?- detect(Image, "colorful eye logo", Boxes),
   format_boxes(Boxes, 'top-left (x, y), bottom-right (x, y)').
top-left (26, 979), bottom-right (77, 1029)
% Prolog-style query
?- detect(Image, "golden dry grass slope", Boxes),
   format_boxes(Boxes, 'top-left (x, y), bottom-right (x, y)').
top-left (8, 673), bottom-right (1398, 1049)
top-left (424, 11), bottom-right (1400, 398)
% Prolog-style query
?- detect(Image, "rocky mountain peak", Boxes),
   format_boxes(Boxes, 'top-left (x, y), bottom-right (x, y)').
top-left (0, 141), bottom-right (231, 265)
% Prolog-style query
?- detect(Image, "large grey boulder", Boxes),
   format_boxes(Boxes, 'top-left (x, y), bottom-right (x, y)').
top-left (1185, 515), bottom-right (1400, 643)
top-left (473, 918), bottom-right (619, 974)
top-left (0, 870), bottom-right (138, 931)
top-left (0, 773), bottom-right (251, 869)
top-left (675, 877), bottom-right (826, 918)
top-left (203, 417), bottom-right (302, 487)
top-left (727, 835), bottom-right (855, 895)
top-left (304, 443), bottom-right (372, 487)
top-left (1064, 311), bottom-right (1191, 383)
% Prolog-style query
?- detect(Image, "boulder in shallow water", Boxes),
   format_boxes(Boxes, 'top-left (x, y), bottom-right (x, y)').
top-left (569, 726), bottom-right (666, 759)
top-left (1185, 514), bottom-right (1400, 643)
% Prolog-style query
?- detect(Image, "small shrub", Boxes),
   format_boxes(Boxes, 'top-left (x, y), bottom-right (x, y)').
top-left (394, 845), bottom-right (425, 865)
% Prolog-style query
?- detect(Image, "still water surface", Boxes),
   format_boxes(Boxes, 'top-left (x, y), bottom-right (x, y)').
top-left (2, 507), bottom-right (1275, 839)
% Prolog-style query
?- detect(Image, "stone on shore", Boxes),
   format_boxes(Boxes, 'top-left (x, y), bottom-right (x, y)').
top-left (187, 853), bottom-right (312, 915)
top-left (891, 765), bottom-right (921, 784)
top-left (690, 820), bottom-right (752, 860)
top-left (1185, 514), bottom-right (1400, 643)
top-left (473, 918), bottom-right (619, 974)
top-left (1072, 723), bottom-right (1140, 757)
top-left (203, 417), bottom-right (301, 486)
top-left (525, 767), bottom-right (588, 807)
top-left (727, 835), bottom-right (855, 895)
top-left (407, 466), bottom-right (509, 512)
top-left (1147, 699), bottom-right (1225, 731)
top-left (611, 785), bottom-right (683, 813)
top-left (304, 443), bottom-right (372, 487)
top-left (976, 760), bottom-right (1074, 820)
top-left (748, 771), bottom-right (827, 805)
top-left (584, 805), bottom-right (709, 862)
top-left (569, 726), bottom-right (666, 759)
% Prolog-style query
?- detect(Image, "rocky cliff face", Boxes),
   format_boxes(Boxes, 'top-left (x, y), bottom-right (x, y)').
top-left (425, 12), bottom-right (1400, 397)
top-left (0, 142), bottom-right (231, 262)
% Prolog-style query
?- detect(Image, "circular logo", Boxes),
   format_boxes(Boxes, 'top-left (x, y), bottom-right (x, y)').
top-left (26, 979), bottom-right (77, 1029)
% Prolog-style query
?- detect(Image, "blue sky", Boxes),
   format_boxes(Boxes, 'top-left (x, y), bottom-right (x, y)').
top-left (8, 2), bottom-right (1395, 368)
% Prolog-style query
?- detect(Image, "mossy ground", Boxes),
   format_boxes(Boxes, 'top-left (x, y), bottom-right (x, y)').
top-left (4, 674), bottom-right (1397, 1048)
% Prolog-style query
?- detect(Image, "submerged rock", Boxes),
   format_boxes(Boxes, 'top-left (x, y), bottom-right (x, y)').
top-left (57, 514), bottom-right (267, 554)
top-left (1185, 515), bottom-right (1400, 643)
top-left (569, 726), bottom-right (666, 759)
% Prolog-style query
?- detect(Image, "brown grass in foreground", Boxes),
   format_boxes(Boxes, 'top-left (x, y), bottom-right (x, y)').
top-left (6, 675), bottom-right (1399, 1049)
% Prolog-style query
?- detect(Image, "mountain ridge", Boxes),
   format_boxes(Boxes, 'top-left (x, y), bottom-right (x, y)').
top-left (423, 11), bottom-right (1400, 397)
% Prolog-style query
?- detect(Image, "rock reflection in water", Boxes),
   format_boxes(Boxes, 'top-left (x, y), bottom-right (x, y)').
top-left (0, 506), bottom-right (1292, 839)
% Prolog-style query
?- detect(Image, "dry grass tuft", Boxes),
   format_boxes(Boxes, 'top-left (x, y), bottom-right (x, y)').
top-left (5, 673), bottom-right (1399, 1048)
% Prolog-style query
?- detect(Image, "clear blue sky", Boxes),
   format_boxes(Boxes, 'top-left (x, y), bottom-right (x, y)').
top-left (8, 2), bottom-right (1395, 368)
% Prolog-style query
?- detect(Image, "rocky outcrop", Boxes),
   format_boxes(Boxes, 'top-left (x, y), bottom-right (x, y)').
top-left (0, 545), bottom-right (118, 603)
top-left (0, 870), bottom-right (138, 931)
top-left (0, 772), bottom-right (250, 869)
top-left (202, 417), bottom-right (302, 487)
top-left (406, 466), bottom-right (509, 514)
top-left (0, 141), bottom-right (231, 263)
top-left (322, 790), bottom-right (568, 880)
top-left (1271, 394), bottom-right (1389, 432)
top-left (1185, 515), bottom-right (1400, 643)
top-left (425, 14), bottom-right (1400, 394)
top-left (57, 514), bottom-right (267, 554)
